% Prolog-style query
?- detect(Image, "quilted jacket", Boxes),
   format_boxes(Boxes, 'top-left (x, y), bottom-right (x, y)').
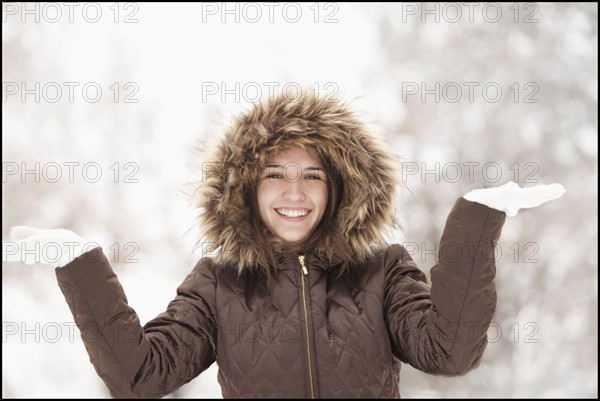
top-left (56, 93), bottom-right (506, 398)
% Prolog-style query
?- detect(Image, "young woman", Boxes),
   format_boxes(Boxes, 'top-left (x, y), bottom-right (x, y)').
top-left (9, 92), bottom-right (564, 398)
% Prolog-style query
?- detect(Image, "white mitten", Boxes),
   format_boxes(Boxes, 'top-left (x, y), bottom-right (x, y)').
top-left (463, 181), bottom-right (566, 217)
top-left (4, 226), bottom-right (97, 268)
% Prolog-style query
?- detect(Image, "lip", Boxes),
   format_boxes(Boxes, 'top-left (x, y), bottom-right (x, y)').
top-left (274, 208), bottom-right (312, 222)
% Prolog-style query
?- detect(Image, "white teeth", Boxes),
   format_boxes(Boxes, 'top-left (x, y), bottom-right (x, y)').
top-left (276, 209), bottom-right (309, 217)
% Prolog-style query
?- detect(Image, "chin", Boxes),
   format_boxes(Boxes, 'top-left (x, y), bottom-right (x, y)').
top-left (279, 236), bottom-right (308, 246)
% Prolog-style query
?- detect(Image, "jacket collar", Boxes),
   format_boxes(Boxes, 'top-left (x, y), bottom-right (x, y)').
top-left (273, 249), bottom-right (345, 271)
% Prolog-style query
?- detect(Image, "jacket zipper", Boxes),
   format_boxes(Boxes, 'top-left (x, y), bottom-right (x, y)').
top-left (298, 254), bottom-right (315, 399)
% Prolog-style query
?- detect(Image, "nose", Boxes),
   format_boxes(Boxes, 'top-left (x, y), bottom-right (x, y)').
top-left (282, 179), bottom-right (306, 201)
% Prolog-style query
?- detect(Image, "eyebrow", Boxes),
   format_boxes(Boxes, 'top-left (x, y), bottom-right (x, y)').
top-left (264, 163), bottom-right (325, 171)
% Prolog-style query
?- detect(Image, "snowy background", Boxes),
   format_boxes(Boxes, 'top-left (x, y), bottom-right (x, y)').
top-left (2, 2), bottom-right (597, 398)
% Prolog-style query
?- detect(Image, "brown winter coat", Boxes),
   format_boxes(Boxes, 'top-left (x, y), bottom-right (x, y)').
top-left (56, 93), bottom-right (506, 398)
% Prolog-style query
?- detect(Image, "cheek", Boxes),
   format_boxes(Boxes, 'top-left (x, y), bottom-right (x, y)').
top-left (314, 186), bottom-right (328, 211)
top-left (256, 183), bottom-right (275, 210)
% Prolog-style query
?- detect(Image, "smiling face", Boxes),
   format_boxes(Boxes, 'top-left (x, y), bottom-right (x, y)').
top-left (256, 146), bottom-right (328, 246)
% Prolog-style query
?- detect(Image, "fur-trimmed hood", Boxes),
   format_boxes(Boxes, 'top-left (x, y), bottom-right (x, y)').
top-left (194, 91), bottom-right (401, 271)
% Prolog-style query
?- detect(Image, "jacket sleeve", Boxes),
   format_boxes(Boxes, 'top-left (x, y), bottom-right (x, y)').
top-left (55, 247), bottom-right (218, 398)
top-left (384, 197), bottom-right (506, 376)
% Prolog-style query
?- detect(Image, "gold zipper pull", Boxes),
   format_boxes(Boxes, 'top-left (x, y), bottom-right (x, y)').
top-left (298, 255), bottom-right (308, 275)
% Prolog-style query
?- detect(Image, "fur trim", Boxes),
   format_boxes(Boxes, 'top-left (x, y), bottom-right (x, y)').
top-left (193, 91), bottom-right (402, 271)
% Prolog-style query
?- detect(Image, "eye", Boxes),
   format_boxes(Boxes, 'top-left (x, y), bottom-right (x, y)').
top-left (307, 174), bottom-right (328, 182)
top-left (264, 173), bottom-right (283, 179)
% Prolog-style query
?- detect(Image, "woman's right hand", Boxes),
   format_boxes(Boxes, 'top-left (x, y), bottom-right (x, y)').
top-left (4, 226), bottom-right (93, 268)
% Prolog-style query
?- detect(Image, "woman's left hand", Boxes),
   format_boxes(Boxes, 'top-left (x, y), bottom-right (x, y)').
top-left (463, 181), bottom-right (566, 217)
